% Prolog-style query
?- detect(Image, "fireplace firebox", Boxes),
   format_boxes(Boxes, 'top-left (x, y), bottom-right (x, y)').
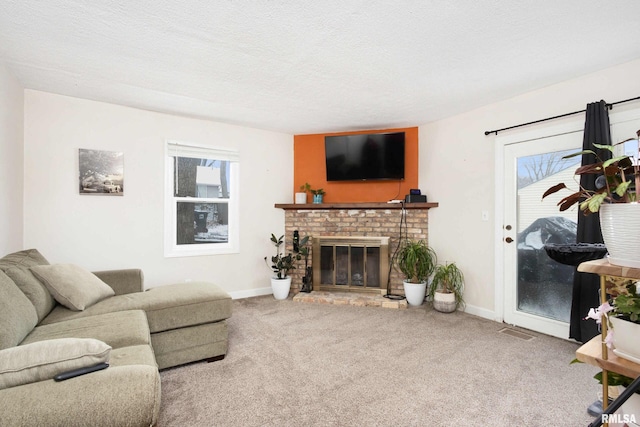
top-left (312, 236), bottom-right (390, 293)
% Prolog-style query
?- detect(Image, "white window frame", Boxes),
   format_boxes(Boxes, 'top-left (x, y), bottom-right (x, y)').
top-left (164, 140), bottom-right (240, 257)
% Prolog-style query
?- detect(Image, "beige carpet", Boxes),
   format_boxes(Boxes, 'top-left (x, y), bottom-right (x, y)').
top-left (158, 296), bottom-right (600, 426)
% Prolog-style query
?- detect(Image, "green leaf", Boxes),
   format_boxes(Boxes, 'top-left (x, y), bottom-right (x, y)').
top-left (583, 193), bottom-right (607, 213)
top-left (592, 143), bottom-right (615, 153)
top-left (569, 358), bottom-right (584, 365)
top-left (562, 149), bottom-right (596, 159)
top-left (602, 155), bottom-right (631, 169)
top-left (615, 180), bottom-right (632, 197)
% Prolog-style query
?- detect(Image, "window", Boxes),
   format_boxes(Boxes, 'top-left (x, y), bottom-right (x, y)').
top-left (165, 141), bottom-right (239, 257)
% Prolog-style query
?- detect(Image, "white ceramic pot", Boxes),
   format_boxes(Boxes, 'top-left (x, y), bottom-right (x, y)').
top-left (610, 316), bottom-right (640, 364)
top-left (403, 280), bottom-right (427, 306)
top-left (617, 385), bottom-right (640, 425)
top-left (271, 276), bottom-right (291, 300)
top-left (294, 192), bottom-right (307, 204)
top-left (600, 203), bottom-right (640, 268)
top-left (433, 291), bottom-right (457, 313)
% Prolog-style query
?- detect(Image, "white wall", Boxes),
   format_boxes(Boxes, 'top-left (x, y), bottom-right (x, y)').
top-left (24, 91), bottom-right (293, 295)
top-left (420, 58), bottom-right (640, 319)
top-left (0, 64), bottom-right (24, 255)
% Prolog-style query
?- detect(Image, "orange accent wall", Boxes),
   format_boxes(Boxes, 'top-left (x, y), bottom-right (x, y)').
top-left (293, 127), bottom-right (418, 203)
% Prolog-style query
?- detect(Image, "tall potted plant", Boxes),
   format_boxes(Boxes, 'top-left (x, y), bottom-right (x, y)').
top-left (428, 262), bottom-right (465, 313)
top-left (395, 239), bottom-right (437, 306)
top-left (265, 234), bottom-right (299, 300)
top-left (543, 130), bottom-right (640, 268)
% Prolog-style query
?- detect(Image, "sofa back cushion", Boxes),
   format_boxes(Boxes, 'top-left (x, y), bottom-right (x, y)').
top-left (0, 270), bottom-right (38, 350)
top-left (0, 249), bottom-right (55, 322)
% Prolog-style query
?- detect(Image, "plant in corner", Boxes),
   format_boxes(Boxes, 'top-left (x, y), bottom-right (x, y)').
top-left (428, 262), bottom-right (465, 313)
top-left (265, 234), bottom-right (301, 300)
top-left (542, 130), bottom-right (640, 268)
top-left (395, 239), bottom-right (437, 306)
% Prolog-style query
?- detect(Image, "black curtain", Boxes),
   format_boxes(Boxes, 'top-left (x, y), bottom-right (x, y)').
top-left (569, 100), bottom-right (612, 342)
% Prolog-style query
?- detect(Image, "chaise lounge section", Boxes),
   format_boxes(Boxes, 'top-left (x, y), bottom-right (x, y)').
top-left (0, 249), bottom-right (232, 426)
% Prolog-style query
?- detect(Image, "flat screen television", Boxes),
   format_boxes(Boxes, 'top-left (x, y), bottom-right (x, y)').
top-left (324, 132), bottom-right (405, 181)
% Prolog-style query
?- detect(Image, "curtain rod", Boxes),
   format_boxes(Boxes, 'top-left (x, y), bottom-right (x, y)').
top-left (484, 95), bottom-right (640, 136)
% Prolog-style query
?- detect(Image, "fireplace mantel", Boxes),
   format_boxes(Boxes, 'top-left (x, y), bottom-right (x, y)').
top-left (275, 202), bottom-right (438, 210)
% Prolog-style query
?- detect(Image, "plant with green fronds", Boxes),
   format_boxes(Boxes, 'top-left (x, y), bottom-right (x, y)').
top-left (428, 262), bottom-right (465, 308)
top-left (395, 240), bottom-right (437, 283)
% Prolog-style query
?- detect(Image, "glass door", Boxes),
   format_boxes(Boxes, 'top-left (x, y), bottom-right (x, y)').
top-left (503, 132), bottom-right (582, 338)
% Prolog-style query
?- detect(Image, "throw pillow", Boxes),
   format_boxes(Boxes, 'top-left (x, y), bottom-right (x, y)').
top-left (0, 338), bottom-right (111, 390)
top-left (30, 264), bottom-right (115, 311)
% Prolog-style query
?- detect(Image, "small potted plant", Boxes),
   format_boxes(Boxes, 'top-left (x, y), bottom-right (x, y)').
top-left (310, 187), bottom-right (326, 204)
top-left (395, 239), bottom-right (437, 306)
top-left (428, 262), bottom-right (465, 313)
top-left (581, 280), bottom-right (640, 419)
top-left (542, 130), bottom-right (640, 268)
top-left (295, 182), bottom-right (311, 204)
top-left (585, 277), bottom-right (640, 363)
top-left (265, 234), bottom-right (300, 300)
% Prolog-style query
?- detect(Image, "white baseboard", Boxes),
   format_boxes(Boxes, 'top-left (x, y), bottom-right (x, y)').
top-left (228, 287), bottom-right (273, 300)
top-left (462, 303), bottom-right (498, 322)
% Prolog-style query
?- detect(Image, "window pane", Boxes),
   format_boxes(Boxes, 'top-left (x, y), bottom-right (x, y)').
top-left (176, 202), bottom-right (229, 245)
top-left (174, 157), bottom-right (231, 198)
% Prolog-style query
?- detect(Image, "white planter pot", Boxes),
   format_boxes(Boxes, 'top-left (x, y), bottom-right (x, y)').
top-left (403, 280), bottom-right (427, 306)
top-left (294, 192), bottom-right (307, 204)
top-left (610, 316), bottom-right (640, 364)
top-left (433, 291), bottom-right (457, 313)
top-left (271, 276), bottom-right (291, 300)
top-left (600, 203), bottom-right (640, 268)
top-left (617, 385), bottom-right (640, 425)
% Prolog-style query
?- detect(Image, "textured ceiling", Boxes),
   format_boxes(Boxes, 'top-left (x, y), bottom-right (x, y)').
top-left (1, 1), bottom-right (640, 135)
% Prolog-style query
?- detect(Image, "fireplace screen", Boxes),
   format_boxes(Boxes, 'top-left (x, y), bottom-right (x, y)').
top-left (313, 236), bottom-right (389, 293)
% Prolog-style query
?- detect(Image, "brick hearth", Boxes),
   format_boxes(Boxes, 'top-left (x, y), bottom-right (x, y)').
top-left (293, 291), bottom-right (408, 308)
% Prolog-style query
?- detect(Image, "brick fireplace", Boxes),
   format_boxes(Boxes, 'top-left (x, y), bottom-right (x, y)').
top-left (276, 202), bottom-right (438, 296)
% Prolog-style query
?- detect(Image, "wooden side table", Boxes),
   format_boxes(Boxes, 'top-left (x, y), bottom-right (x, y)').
top-left (576, 259), bottom-right (640, 425)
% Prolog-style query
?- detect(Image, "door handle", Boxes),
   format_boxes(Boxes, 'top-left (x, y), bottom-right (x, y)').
top-left (505, 237), bottom-right (514, 243)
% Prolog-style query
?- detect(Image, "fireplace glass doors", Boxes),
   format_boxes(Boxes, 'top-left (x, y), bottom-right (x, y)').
top-left (312, 236), bottom-right (389, 293)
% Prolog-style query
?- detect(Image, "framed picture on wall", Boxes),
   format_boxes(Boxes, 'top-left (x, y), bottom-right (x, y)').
top-left (78, 149), bottom-right (124, 196)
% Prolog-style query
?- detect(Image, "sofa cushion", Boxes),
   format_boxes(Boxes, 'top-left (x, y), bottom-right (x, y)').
top-left (0, 338), bottom-right (111, 390)
top-left (40, 281), bottom-right (232, 333)
top-left (22, 310), bottom-right (151, 350)
top-left (0, 249), bottom-right (55, 322)
top-left (0, 270), bottom-right (38, 350)
top-left (30, 264), bottom-right (115, 311)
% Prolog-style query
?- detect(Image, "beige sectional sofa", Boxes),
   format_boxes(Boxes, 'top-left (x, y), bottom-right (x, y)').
top-left (0, 249), bottom-right (232, 426)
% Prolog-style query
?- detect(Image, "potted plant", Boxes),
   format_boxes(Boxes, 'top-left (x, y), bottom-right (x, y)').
top-left (580, 278), bottom-right (640, 420)
top-left (542, 130), bottom-right (640, 268)
top-left (295, 182), bottom-right (311, 204)
top-left (586, 277), bottom-right (640, 363)
top-left (395, 239), bottom-right (437, 306)
top-left (428, 262), bottom-right (465, 313)
top-left (310, 187), bottom-right (325, 204)
top-left (265, 233), bottom-right (300, 300)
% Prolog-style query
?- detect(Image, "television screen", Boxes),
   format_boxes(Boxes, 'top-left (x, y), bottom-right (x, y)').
top-left (324, 132), bottom-right (405, 181)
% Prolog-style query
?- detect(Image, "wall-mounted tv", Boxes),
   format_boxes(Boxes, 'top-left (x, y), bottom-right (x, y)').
top-left (324, 132), bottom-right (405, 181)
